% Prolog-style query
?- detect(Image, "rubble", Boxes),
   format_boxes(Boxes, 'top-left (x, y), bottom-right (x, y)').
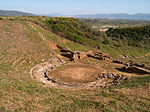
top-left (98, 73), bottom-right (129, 86)
top-left (119, 55), bottom-right (139, 59)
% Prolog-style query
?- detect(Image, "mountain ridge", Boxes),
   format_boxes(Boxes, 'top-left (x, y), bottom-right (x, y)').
top-left (45, 13), bottom-right (150, 21)
top-left (76, 13), bottom-right (150, 20)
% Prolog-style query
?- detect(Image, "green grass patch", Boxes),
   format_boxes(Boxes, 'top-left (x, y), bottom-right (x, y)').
top-left (109, 76), bottom-right (150, 89)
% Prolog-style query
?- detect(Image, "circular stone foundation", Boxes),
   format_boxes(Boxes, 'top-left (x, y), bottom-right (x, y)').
top-left (47, 63), bottom-right (104, 84)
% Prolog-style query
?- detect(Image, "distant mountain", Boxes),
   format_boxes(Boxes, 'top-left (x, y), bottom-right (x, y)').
top-left (75, 13), bottom-right (150, 20)
top-left (45, 13), bottom-right (150, 20)
top-left (45, 13), bottom-right (65, 17)
top-left (0, 9), bottom-right (35, 16)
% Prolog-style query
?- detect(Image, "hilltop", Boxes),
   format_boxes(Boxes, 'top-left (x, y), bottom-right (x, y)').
top-left (0, 16), bottom-right (150, 112)
top-left (0, 9), bottom-right (35, 16)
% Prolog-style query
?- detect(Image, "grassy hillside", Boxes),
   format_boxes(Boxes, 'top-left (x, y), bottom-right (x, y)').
top-left (1, 16), bottom-right (150, 49)
top-left (0, 16), bottom-right (103, 48)
top-left (46, 17), bottom-right (100, 42)
top-left (0, 17), bottom-right (150, 112)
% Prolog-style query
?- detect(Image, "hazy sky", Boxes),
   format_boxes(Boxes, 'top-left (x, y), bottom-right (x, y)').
top-left (0, 0), bottom-right (150, 15)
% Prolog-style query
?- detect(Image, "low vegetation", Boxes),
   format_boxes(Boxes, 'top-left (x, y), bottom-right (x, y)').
top-left (80, 18), bottom-right (150, 27)
top-left (110, 76), bottom-right (150, 89)
top-left (106, 25), bottom-right (150, 48)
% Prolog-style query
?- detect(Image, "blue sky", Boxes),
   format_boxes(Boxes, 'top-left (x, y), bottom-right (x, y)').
top-left (0, 0), bottom-right (150, 15)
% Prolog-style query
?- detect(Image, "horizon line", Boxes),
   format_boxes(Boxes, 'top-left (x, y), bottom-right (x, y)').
top-left (1, 9), bottom-right (150, 16)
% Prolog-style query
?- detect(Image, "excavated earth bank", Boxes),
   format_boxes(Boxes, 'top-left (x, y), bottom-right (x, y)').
top-left (30, 58), bottom-right (130, 88)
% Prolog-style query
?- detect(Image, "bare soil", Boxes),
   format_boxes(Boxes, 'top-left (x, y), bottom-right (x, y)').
top-left (47, 63), bottom-right (104, 84)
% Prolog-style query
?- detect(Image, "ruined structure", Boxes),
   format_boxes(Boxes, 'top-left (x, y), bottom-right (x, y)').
top-left (115, 60), bottom-right (150, 75)
top-left (127, 66), bottom-right (150, 74)
top-left (87, 50), bottom-right (110, 60)
top-left (30, 58), bottom-right (129, 88)
top-left (60, 48), bottom-right (110, 62)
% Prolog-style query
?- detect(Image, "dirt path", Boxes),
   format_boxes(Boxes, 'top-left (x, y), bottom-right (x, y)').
top-left (140, 53), bottom-right (150, 58)
top-left (27, 21), bottom-right (59, 50)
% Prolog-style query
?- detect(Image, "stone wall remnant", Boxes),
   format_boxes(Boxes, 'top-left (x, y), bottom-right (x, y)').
top-left (60, 49), bottom-right (110, 62)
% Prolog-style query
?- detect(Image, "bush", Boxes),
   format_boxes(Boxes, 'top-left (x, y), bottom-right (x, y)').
top-left (45, 17), bottom-right (102, 48)
top-left (102, 40), bottom-right (110, 45)
top-left (106, 25), bottom-right (150, 48)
